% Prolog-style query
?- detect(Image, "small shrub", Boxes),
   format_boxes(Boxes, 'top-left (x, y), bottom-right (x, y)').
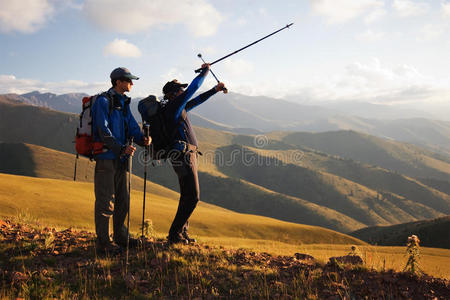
top-left (44, 232), bottom-right (55, 250)
top-left (404, 235), bottom-right (423, 276)
top-left (140, 219), bottom-right (154, 238)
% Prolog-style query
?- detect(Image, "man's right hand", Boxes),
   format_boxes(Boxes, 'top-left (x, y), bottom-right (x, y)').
top-left (123, 145), bottom-right (136, 156)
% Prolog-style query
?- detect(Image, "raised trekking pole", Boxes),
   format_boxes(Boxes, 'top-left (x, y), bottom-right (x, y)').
top-left (141, 124), bottom-right (150, 238)
top-left (195, 23), bottom-right (294, 73)
top-left (126, 137), bottom-right (134, 271)
top-left (197, 53), bottom-right (228, 94)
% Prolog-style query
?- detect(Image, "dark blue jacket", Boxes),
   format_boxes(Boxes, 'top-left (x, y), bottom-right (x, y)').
top-left (163, 69), bottom-right (217, 148)
top-left (92, 88), bottom-right (143, 160)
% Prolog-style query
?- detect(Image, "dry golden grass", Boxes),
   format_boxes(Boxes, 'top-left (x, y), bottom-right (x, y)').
top-left (200, 238), bottom-right (450, 279)
top-left (0, 173), bottom-right (363, 246)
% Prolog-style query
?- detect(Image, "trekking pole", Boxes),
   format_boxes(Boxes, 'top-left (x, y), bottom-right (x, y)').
top-left (197, 54), bottom-right (228, 94)
top-left (126, 137), bottom-right (134, 270)
top-left (73, 154), bottom-right (78, 181)
top-left (141, 124), bottom-right (150, 238)
top-left (195, 23), bottom-right (293, 73)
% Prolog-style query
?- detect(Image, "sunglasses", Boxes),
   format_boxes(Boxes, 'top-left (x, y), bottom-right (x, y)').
top-left (119, 77), bottom-right (132, 83)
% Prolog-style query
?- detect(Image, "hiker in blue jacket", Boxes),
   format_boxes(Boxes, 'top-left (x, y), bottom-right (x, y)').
top-left (161, 63), bottom-right (227, 244)
top-left (91, 67), bottom-right (150, 253)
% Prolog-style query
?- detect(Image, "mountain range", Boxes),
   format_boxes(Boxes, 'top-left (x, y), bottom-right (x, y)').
top-left (5, 91), bottom-right (450, 155)
top-left (0, 94), bottom-right (449, 236)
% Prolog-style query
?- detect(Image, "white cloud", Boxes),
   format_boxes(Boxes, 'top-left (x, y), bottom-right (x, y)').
top-left (104, 39), bottom-right (142, 58)
top-left (310, 0), bottom-right (384, 24)
top-left (229, 59), bottom-right (450, 107)
top-left (314, 59), bottom-right (449, 104)
top-left (83, 0), bottom-right (223, 37)
top-left (393, 0), bottom-right (430, 17)
top-left (0, 0), bottom-right (54, 33)
top-left (357, 30), bottom-right (385, 42)
top-left (418, 24), bottom-right (446, 41)
top-left (442, 1), bottom-right (450, 18)
top-left (0, 74), bottom-right (108, 95)
top-left (223, 59), bottom-right (254, 77)
top-left (364, 8), bottom-right (387, 24)
top-left (161, 68), bottom-right (185, 82)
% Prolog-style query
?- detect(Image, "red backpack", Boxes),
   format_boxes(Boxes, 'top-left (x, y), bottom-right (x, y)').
top-left (75, 92), bottom-right (112, 159)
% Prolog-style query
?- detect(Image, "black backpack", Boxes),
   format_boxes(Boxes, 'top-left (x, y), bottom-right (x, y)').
top-left (138, 95), bottom-right (176, 159)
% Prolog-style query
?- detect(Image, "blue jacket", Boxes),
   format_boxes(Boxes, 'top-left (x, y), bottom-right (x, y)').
top-left (91, 88), bottom-right (143, 160)
top-left (163, 69), bottom-right (217, 147)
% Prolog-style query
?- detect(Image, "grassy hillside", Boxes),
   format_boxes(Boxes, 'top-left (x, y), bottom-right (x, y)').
top-left (351, 216), bottom-right (450, 249)
top-left (0, 142), bottom-right (366, 233)
top-left (0, 99), bottom-right (76, 154)
top-left (244, 145), bottom-right (450, 216)
top-left (268, 130), bottom-right (450, 181)
top-left (1, 99), bottom-right (449, 234)
top-left (214, 145), bottom-right (446, 220)
top-left (416, 177), bottom-right (450, 195)
top-left (0, 173), bottom-right (364, 246)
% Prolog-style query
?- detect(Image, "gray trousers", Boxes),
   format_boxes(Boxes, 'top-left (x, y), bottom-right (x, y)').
top-left (94, 159), bottom-right (129, 245)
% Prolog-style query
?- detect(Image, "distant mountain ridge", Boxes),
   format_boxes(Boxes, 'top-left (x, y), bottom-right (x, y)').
top-left (4, 91), bottom-right (450, 153)
top-left (5, 91), bottom-right (88, 114)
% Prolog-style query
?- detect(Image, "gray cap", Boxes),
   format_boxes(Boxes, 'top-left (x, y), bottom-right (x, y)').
top-left (110, 67), bottom-right (139, 81)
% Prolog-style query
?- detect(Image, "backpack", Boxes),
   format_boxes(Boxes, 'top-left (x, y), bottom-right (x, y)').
top-left (138, 95), bottom-right (177, 159)
top-left (75, 92), bottom-right (113, 159)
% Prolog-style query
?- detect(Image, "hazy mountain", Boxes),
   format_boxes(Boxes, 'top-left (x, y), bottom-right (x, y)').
top-left (6, 91), bottom-right (88, 114)
top-left (351, 216), bottom-right (450, 249)
top-left (297, 100), bottom-right (436, 120)
top-left (4, 91), bottom-right (450, 153)
top-left (267, 130), bottom-right (450, 181)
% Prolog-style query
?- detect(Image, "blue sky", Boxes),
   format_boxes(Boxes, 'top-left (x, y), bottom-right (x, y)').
top-left (1, 0), bottom-right (449, 111)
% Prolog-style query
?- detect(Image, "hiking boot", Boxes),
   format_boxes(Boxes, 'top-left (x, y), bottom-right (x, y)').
top-left (167, 235), bottom-right (189, 245)
top-left (96, 239), bottom-right (122, 256)
top-left (182, 232), bottom-right (197, 244)
top-left (114, 237), bottom-right (142, 249)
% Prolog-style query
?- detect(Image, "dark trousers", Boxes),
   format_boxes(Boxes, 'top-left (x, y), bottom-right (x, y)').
top-left (168, 150), bottom-right (200, 238)
top-left (94, 159), bottom-right (129, 245)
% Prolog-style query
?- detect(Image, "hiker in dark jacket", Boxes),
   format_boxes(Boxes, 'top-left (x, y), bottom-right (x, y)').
top-left (91, 67), bottom-right (150, 253)
top-left (161, 63), bottom-right (227, 244)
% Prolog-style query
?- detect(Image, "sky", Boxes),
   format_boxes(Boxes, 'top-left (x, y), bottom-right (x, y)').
top-left (1, 0), bottom-right (449, 112)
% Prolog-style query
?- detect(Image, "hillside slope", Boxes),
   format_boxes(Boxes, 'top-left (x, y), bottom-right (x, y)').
top-left (269, 130), bottom-right (450, 181)
top-left (1, 100), bottom-right (449, 233)
top-left (0, 142), bottom-right (366, 233)
top-left (351, 216), bottom-right (450, 249)
top-left (0, 173), bottom-right (365, 245)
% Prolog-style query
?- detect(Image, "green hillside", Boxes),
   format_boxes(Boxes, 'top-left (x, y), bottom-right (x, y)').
top-left (351, 216), bottom-right (450, 249)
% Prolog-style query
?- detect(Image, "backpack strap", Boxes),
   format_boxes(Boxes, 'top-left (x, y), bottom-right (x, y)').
top-left (97, 91), bottom-right (130, 140)
top-left (100, 91), bottom-right (114, 115)
top-left (169, 109), bottom-right (187, 147)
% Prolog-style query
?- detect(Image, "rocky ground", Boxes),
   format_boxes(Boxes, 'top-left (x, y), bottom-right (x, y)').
top-left (0, 219), bottom-right (449, 299)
